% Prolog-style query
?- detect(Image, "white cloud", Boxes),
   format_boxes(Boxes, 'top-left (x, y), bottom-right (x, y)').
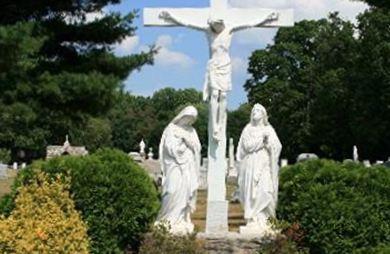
top-left (115, 36), bottom-right (140, 56)
top-left (153, 35), bottom-right (195, 68)
top-left (229, 0), bottom-right (368, 45)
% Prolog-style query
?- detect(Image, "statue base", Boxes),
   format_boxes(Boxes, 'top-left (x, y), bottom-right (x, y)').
top-left (205, 200), bottom-right (229, 234)
top-left (239, 223), bottom-right (278, 237)
top-left (155, 220), bottom-right (194, 235)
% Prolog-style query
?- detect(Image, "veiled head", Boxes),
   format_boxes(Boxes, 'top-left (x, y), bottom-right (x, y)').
top-left (251, 103), bottom-right (269, 126)
top-left (172, 106), bottom-right (198, 127)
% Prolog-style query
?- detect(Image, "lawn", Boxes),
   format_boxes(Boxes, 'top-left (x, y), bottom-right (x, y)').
top-left (192, 179), bottom-right (245, 232)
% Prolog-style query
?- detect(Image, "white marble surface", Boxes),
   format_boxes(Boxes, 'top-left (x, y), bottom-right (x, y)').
top-left (144, 0), bottom-right (293, 235)
top-left (155, 106), bottom-right (201, 235)
top-left (237, 104), bottom-right (282, 235)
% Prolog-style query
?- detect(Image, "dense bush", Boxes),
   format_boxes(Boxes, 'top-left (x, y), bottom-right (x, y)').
top-left (138, 224), bottom-right (205, 254)
top-left (0, 149), bottom-right (160, 253)
top-left (257, 221), bottom-right (308, 254)
top-left (0, 172), bottom-right (89, 253)
top-left (278, 160), bottom-right (390, 253)
top-left (0, 148), bottom-right (11, 164)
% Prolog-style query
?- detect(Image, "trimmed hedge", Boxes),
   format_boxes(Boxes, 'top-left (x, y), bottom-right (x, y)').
top-left (278, 160), bottom-right (390, 253)
top-left (0, 149), bottom-right (160, 253)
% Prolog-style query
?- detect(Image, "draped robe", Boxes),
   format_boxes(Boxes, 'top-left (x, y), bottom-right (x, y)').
top-left (237, 124), bottom-right (282, 225)
top-left (156, 119), bottom-right (201, 233)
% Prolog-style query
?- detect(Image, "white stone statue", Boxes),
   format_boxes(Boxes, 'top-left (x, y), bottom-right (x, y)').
top-left (159, 11), bottom-right (278, 141)
top-left (155, 106), bottom-right (202, 234)
top-left (139, 139), bottom-right (146, 158)
top-left (236, 104), bottom-right (282, 235)
top-left (144, 0), bottom-right (294, 234)
top-left (353, 145), bottom-right (359, 162)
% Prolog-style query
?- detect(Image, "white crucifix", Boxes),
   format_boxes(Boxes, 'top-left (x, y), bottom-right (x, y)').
top-left (144, 0), bottom-right (293, 234)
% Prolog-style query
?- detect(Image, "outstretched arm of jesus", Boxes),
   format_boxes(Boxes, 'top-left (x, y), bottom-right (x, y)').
top-left (231, 12), bottom-right (279, 33)
top-left (159, 11), bottom-right (208, 31)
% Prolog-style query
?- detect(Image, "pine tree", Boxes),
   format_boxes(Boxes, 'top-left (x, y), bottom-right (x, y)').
top-left (0, 0), bottom-right (154, 160)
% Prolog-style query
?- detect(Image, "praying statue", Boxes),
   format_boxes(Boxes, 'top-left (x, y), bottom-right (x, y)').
top-left (159, 11), bottom-right (279, 141)
top-left (155, 106), bottom-right (202, 234)
top-left (236, 104), bottom-right (282, 235)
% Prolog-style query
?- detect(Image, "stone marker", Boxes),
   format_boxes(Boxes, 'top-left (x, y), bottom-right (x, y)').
top-left (297, 153), bottom-right (318, 162)
top-left (144, 0), bottom-right (293, 235)
top-left (0, 164), bottom-right (7, 179)
top-left (13, 162), bottom-right (18, 170)
top-left (363, 160), bottom-right (371, 167)
top-left (281, 159), bottom-right (288, 168)
top-left (228, 138), bottom-right (237, 178)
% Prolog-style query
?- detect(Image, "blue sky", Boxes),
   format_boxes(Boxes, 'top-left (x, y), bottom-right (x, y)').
top-left (100, 0), bottom-right (368, 109)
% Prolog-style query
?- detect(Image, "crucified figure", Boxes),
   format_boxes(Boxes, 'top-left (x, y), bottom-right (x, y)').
top-left (159, 11), bottom-right (279, 141)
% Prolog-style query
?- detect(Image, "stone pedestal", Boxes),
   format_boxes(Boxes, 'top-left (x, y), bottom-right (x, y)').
top-left (206, 107), bottom-right (229, 234)
top-left (206, 201), bottom-right (229, 234)
top-left (198, 232), bottom-right (273, 254)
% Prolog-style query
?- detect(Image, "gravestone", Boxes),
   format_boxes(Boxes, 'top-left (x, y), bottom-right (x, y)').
top-left (0, 164), bottom-right (7, 179)
top-left (144, 0), bottom-right (293, 234)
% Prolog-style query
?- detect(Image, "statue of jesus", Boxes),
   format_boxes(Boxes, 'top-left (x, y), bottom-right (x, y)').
top-left (159, 11), bottom-right (279, 141)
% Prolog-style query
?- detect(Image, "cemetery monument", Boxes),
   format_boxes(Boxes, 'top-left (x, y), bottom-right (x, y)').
top-left (144, 0), bottom-right (293, 234)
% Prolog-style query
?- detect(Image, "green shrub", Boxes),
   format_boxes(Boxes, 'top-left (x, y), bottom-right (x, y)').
top-left (0, 172), bottom-right (89, 253)
top-left (138, 224), bottom-right (205, 254)
top-left (278, 160), bottom-right (390, 253)
top-left (0, 148), bottom-right (11, 164)
top-left (1, 149), bottom-right (160, 253)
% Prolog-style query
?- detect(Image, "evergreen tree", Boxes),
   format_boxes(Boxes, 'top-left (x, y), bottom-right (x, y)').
top-left (0, 0), bottom-right (154, 161)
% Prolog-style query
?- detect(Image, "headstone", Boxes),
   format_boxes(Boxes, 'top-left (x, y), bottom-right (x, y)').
top-left (363, 160), bottom-right (371, 167)
top-left (281, 159), bottom-right (288, 167)
top-left (199, 162), bottom-right (208, 190)
top-left (228, 138), bottom-right (237, 178)
top-left (21, 163), bottom-right (27, 169)
top-left (129, 152), bottom-right (143, 162)
top-left (12, 162), bottom-right (18, 170)
top-left (0, 164), bottom-right (7, 179)
top-left (375, 160), bottom-right (384, 165)
top-left (144, 0), bottom-right (293, 234)
top-left (297, 153), bottom-right (318, 162)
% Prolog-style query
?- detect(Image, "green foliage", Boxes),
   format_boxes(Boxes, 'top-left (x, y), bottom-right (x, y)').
top-left (1, 149), bottom-right (160, 253)
top-left (138, 224), bottom-right (205, 254)
top-left (227, 103), bottom-right (252, 147)
top-left (0, 149), bottom-right (11, 164)
top-left (0, 0), bottom-right (154, 161)
top-left (109, 88), bottom-right (206, 156)
top-left (245, 10), bottom-right (390, 161)
top-left (278, 160), bottom-right (390, 253)
top-left (70, 117), bottom-right (113, 152)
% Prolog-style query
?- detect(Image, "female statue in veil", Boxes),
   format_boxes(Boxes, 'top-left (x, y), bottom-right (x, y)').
top-left (237, 104), bottom-right (282, 234)
top-left (155, 106), bottom-right (201, 234)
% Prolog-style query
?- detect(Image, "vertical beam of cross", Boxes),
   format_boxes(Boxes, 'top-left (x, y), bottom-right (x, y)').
top-left (211, 0), bottom-right (228, 10)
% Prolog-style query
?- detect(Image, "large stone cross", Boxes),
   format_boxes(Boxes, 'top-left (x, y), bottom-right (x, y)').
top-left (144, 0), bottom-right (293, 234)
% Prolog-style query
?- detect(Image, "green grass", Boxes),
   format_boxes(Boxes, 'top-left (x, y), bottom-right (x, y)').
top-left (192, 180), bottom-right (245, 232)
